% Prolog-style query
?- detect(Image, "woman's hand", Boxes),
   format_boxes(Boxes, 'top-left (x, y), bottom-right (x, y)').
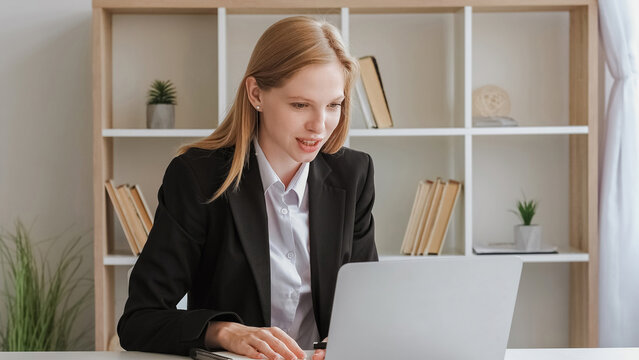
top-left (311, 337), bottom-right (328, 360)
top-left (205, 321), bottom-right (307, 360)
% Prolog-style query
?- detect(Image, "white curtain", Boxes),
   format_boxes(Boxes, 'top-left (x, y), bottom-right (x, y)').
top-left (598, 0), bottom-right (639, 347)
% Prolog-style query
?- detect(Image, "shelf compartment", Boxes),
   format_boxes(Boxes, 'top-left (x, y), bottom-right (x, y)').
top-left (349, 10), bottom-right (468, 129)
top-left (472, 11), bottom-right (570, 127)
top-left (112, 14), bottom-right (219, 129)
top-left (472, 134), bottom-right (581, 253)
top-left (350, 136), bottom-right (466, 256)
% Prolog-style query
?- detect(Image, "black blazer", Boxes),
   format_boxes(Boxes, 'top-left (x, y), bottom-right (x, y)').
top-left (117, 144), bottom-right (378, 355)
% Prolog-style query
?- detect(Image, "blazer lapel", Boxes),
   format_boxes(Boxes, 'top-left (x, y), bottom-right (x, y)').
top-left (308, 154), bottom-right (346, 337)
top-left (227, 147), bottom-right (271, 326)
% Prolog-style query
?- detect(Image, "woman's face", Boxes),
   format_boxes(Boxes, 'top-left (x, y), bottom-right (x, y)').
top-left (249, 61), bottom-right (345, 170)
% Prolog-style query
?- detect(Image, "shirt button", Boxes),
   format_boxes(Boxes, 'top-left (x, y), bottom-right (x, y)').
top-left (286, 251), bottom-right (295, 260)
top-left (281, 208), bottom-right (288, 215)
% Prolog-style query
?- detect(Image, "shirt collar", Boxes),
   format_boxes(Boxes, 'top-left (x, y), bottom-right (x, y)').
top-left (253, 138), bottom-right (309, 207)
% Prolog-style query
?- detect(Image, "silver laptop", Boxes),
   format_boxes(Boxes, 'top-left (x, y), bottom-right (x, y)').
top-left (324, 256), bottom-right (522, 360)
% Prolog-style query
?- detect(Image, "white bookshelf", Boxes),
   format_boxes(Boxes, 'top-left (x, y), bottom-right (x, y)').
top-left (102, 126), bottom-right (588, 138)
top-left (103, 254), bottom-right (138, 266)
top-left (94, 0), bottom-right (598, 351)
top-left (105, 250), bottom-right (589, 267)
top-left (103, 129), bottom-right (214, 137)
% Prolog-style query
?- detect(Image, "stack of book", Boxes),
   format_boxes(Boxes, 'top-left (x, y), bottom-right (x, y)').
top-left (355, 55), bottom-right (393, 129)
top-left (400, 178), bottom-right (463, 256)
top-left (104, 180), bottom-right (153, 255)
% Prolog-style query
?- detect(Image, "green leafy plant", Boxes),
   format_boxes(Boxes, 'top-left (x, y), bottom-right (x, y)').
top-left (0, 219), bottom-right (93, 351)
top-left (509, 194), bottom-right (538, 226)
top-left (147, 79), bottom-right (177, 105)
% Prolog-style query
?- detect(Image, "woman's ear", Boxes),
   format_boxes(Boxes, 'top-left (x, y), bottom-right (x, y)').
top-left (245, 76), bottom-right (262, 109)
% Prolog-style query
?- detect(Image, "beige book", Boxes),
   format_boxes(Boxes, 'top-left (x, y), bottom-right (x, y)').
top-left (416, 178), bottom-right (445, 255)
top-left (130, 185), bottom-right (153, 235)
top-left (118, 185), bottom-right (147, 254)
top-left (422, 180), bottom-right (449, 255)
top-left (358, 56), bottom-right (393, 129)
top-left (105, 180), bottom-right (139, 255)
top-left (400, 181), bottom-right (432, 254)
top-left (428, 180), bottom-right (462, 255)
top-left (410, 179), bottom-right (438, 256)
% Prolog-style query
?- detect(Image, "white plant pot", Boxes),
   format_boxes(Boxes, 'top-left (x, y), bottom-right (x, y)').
top-left (514, 224), bottom-right (542, 251)
top-left (147, 104), bottom-right (175, 129)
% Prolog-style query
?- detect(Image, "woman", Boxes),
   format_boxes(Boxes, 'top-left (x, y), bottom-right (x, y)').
top-left (117, 16), bottom-right (378, 360)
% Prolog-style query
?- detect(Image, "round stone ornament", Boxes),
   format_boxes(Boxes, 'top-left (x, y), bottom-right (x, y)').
top-left (472, 85), bottom-right (511, 117)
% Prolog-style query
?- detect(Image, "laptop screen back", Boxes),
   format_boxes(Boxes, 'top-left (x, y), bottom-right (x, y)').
top-left (325, 257), bottom-right (522, 360)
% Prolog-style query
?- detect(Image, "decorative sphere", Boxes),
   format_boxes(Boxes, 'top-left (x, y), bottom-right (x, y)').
top-left (472, 85), bottom-right (511, 117)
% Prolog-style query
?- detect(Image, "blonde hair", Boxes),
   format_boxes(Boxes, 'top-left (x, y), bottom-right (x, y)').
top-left (177, 16), bottom-right (359, 203)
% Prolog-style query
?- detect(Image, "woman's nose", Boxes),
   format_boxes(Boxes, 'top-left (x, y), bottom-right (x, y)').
top-left (306, 109), bottom-right (326, 133)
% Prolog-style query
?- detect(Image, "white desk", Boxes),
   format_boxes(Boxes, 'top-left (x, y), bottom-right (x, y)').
top-left (0, 349), bottom-right (638, 360)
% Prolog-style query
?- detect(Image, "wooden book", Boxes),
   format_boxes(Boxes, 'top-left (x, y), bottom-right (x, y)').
top-left (427, 180), bottom-right (462, 255)
top-left (130, 185), bottom-right (153, 235)
top-left (118, 185), bottom-right (147, 254)
top-left (416, 178), bottom-right (445, 255)
top-left (105, 180), bottom-right (139, 255)
top-left (401, 181), bottom-right (432, 254)
top-left (410, 179), bottom-right (438, 256)
top-left (358, 56), bottom-right (393, 129)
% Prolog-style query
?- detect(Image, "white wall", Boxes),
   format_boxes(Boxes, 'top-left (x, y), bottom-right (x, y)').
top-left (0, 0), bottom-right (94, 350)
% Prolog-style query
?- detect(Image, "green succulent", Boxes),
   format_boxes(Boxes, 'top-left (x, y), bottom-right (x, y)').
top-left (147, 79), bottom-right (177, 105)
top-left (509, 194), bottom-right (538, 226)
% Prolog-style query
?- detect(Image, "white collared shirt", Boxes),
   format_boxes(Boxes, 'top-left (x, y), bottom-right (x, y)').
top-left (253, 138), bottom-right (320, 350)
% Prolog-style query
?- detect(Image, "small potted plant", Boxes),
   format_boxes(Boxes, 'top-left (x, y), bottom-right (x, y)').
top-left (509, 195), bottom-right (541, 251)
top-left (146, 79), bottom-right (177, 129)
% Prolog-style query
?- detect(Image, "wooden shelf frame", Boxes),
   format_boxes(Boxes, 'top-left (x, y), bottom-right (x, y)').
top-left (92, 0), bottom-right (599, 351)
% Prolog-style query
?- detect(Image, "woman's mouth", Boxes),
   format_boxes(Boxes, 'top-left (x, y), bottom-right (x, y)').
top-left (297, 138), bottom-right (322, 153)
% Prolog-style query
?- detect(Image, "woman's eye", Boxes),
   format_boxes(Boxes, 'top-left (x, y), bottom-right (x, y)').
top-left (329, 103), bottom-right (342, 110)
top-left (292, 103), bottom-right (307, 109)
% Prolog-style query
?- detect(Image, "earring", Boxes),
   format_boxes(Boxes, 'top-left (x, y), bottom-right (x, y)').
top-left (256, 105), bottom-right (261, 111)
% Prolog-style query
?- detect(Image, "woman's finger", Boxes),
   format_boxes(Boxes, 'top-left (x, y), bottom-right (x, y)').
top-left (258, 330), bottom-right (298, 360)
top-left (269, 327), bottom-right (306, 359)
top-left (250, 338), bottom-right (280, 360)
top-left (312, 349), bottom-right (326, 360)
top-left (237, 342), bottom-right (267, 360)
top-left (312, 337), bottom-right (327, 360)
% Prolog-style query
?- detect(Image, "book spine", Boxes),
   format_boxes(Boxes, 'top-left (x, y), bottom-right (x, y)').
top-left (105, 180), bottom-right (139, 255)
top-left (355, 76), bottom-right (377, 129)
top-left (118, 186), bottom-right (147, 254)
top-left (131, 186), bottom-right (152, 235)
top-left (432, 182), bottom-right (462, 255)
top-left (400, 182), bottom-right (424, 254)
